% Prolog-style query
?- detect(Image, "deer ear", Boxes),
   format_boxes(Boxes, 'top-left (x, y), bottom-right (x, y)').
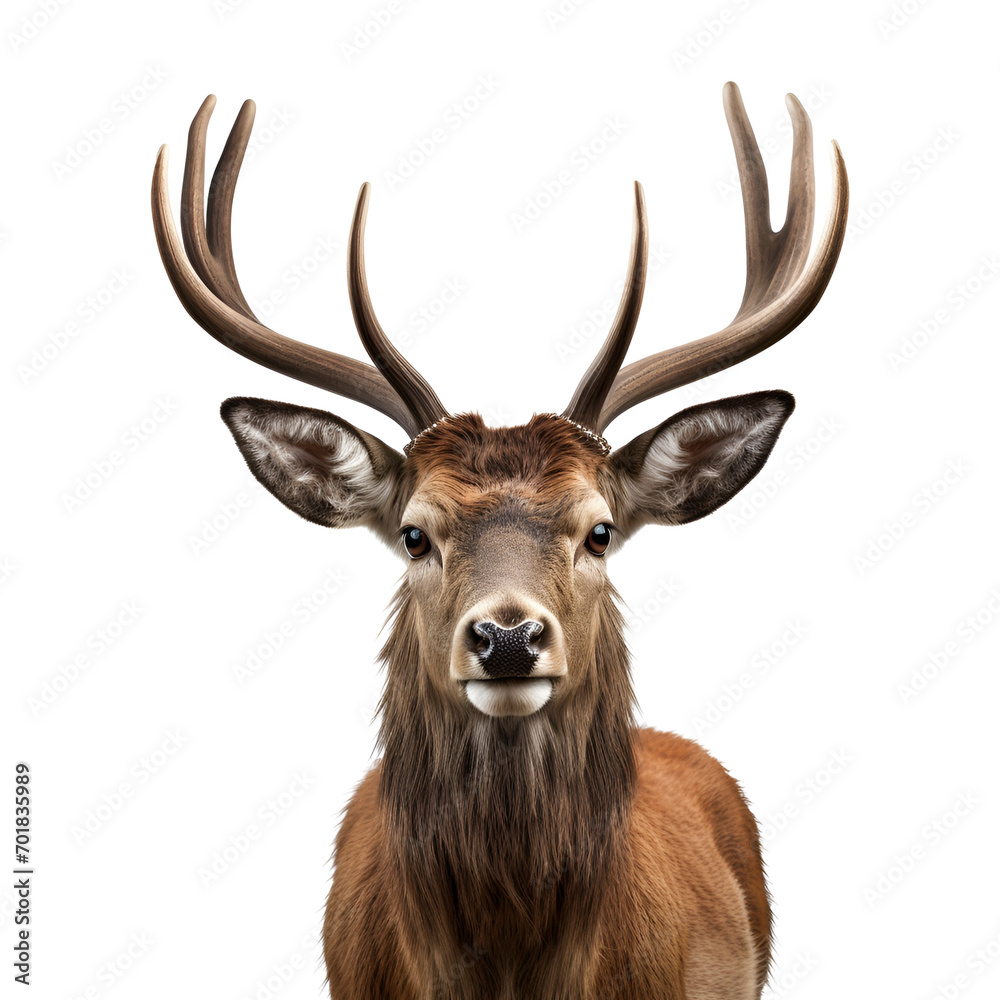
top-left (221, 397), bottom-right (406, 546)
top-left (607, 391), bottom-right (794, 533)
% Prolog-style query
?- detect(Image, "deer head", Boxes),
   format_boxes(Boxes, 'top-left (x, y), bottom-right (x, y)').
top-left (152, 84), bottom-right (847, 728)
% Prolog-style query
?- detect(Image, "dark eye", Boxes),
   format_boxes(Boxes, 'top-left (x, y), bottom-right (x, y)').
top-left (401, 526), bottom-right (431, 559)
top-left (584, 523), bottom-right (613, 556)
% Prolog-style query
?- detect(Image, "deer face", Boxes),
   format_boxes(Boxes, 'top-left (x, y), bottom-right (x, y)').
top-left (399, 415), bottom-right (615, 719)
top-left (222, 395), bottom-right (792, 720)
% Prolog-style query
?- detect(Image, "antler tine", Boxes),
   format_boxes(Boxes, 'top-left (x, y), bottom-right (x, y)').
top-left (594, 82), bottom-right (849, 433)
top-left (562, 181), bottom-right (648, 430)
top-left (347, 183), bottom-right (448, 434)
top-left (776, 92), bottom-right (817, 295)
top-left (727, 84), bottom-right (815, 313)
top-left (205, 98), bottom-right (258, 314)
top-left (152, 101), bottom-right (424, 437)
top-left (179, 96), bottom-right (254, 317)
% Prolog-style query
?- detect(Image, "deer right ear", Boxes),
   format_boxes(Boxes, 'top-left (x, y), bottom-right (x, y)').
top-left (605, 391), bottom-right (794, 534)
top-left (221, 397), bottom-right (406, 546)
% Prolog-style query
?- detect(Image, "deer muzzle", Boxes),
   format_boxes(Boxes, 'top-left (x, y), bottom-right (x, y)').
top-left (451, 601), bottom-right (567, 717)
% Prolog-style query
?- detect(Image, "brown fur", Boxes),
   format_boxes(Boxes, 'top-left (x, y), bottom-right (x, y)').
top-left (322, 414), bottom-right (770, 999)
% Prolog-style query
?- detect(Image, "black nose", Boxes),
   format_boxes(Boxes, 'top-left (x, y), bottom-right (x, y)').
top-left (472, 620), bottom-right (543, 678)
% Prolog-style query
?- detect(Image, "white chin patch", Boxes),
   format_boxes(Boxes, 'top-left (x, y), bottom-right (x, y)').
top-left (465, 679), bottom-right (553, 717)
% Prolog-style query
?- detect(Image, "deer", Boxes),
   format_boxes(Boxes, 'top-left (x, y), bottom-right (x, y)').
top-left (151, 82), bottom-right (847, 999)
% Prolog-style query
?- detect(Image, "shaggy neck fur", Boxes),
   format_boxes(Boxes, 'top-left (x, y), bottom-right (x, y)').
top-left (376, 583), bottom-right (637, 995)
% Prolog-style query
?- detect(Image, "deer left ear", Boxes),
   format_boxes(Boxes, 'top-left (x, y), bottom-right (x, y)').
top-left (606, 391), bottom-right (794, 533)
top-left (221, 397), bottom-right (406, 546)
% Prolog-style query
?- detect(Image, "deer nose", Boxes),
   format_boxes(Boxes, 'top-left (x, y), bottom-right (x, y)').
top-left (471, 620), bottom-right (543, 678)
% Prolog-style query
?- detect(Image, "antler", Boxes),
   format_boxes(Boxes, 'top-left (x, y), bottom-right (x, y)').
top-left (151, 95), bottom-right (446, 438)
top-left (562, 182), bottom-right (648, 431)
top-left (564, 82), bottom-right (849, 434)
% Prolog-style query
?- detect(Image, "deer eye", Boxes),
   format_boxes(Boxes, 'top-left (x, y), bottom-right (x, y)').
top-left (584, 523), bottom-right (613, 556)
top-left (401, 526), bottom-right (431, 559)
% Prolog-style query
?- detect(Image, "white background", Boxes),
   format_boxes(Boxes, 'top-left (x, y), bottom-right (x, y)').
top-left (4, 0), bottom-right (999, 997)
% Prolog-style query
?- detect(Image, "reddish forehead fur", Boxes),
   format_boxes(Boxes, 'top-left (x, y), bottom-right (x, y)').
top-left (407, 413), bottom-right (605, 507)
